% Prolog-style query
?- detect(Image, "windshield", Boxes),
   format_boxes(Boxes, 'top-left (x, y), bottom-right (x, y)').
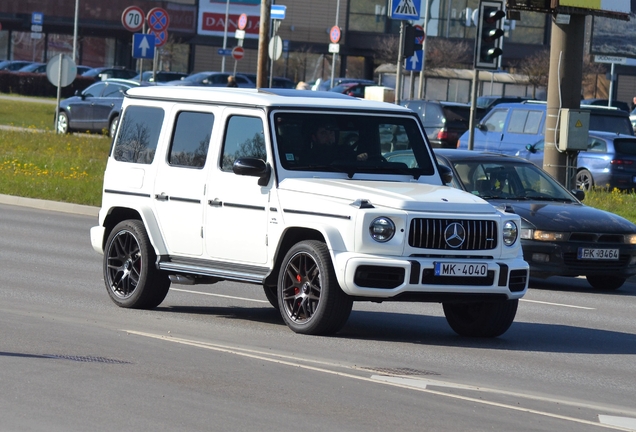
top-left (274, 112), bottom-right (435, 178)
top-left (450, 160), bottom-right (575, 201)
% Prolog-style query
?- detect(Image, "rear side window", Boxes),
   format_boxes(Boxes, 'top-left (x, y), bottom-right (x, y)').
top-left (221, 116), bottom-right (266, 171)
top-left (507, 109), bottom-right (542, 134)
top-left (423, 103), bottom-right (444, 126)
top-left (113, 106), bottom-right (164, 164)
top-left (168, 112), bottom-right (214, 168)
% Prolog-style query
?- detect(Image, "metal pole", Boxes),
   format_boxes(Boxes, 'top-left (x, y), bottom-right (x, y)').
top-left (468, 70), bottom-right (479, 150)
top-left (608, 62), bottom-right (615, 107)
top-left (395, 21), bottom-right (405, 105)
top-left (55, 54), bottom-right (63, 134)
top-left (221, 0), bottom-right (230, 73)
top-left (418, 0), bottom-right (430, 99)
top-left (72, 0), bottom-right (79, 62)
top-left (329, 0), bottom-right (341, 89)
top-left (257, 0), bottom-right (271, 88)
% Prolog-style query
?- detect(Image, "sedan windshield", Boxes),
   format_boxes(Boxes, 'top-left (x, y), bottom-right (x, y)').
top-left (450, 160), bottom-right (576, 201)
top-left (274, 112), bottom-right (435, 178)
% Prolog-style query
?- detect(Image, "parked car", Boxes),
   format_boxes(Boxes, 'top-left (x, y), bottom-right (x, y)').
top-left (0, 60), bottom-right (34, 71)
top-left (401, 100), bottom-right (486, 149)
top-left (76, 65), bottom-right (92, 75)
top-left (329, 82), bottom-right (379, 98)
top-left (581, 98), bottom-right (630, 113)
top-left (89, 86), bottom-right (529, 337)
top-left (56, 78), bottom-right (140, 137)
top-left (166, 71), bottom-right (255, 87)
top-left (312, 77), bottom-right (376, 91)
top-left (432, 149), bottom-right (636, 290)
top-left (517, 132), bottom-right (636, 191)
top-left (238, 73), bottom-right (295, 88)
top-left (17, 62), bottom-right (47, 73)
top-left (457, 101), bottom-right (634, 154)
top-left (131, 71), bottom-right (188, 83)
top-left (81, 66), bottom-right (137, 81)
top-left (477, 95), bottom-right (533, 110)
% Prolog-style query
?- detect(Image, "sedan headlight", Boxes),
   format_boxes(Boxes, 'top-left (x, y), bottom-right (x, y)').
top-left (369, 217), bottom-right (396, 242)
top-left (502, 221), bottom-right (518, 246)
top-left (626, 234), bottom-right (636, 245)
top-left (520, 229), bottom-right (567, 241)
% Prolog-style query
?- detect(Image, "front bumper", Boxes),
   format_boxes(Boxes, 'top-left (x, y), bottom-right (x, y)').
top-left (334, 253), bottom-right (529, 301)
top-left (521, 239), bottom-right (636, 279)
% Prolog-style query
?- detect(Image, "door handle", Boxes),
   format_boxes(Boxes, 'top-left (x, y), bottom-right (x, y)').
top-left (155, 193), bottom-right (169, 201)
top-left (208, 199), bottom-right (222, 207)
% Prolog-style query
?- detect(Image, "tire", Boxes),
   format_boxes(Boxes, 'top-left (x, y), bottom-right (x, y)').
top-left (586, 275), bottom-right (625, 291)
top-left (109, 115), bottom-right (119, 138)
top-left (576, 169), bottom-right (593, 191)
top-left (278, 240), bottom-right (353, 335)
top-left (443, 299), bottom-right (518, 338)
top-left (263, 285), bottom-right (279, 310)
top-left (57, 111), bottom-right (70, 134)
top-left (103, 220), bottom-right (170, 309)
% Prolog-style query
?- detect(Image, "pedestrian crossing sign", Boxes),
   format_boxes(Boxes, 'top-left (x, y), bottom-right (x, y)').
top-left (389, 0), bottom-right (421, 20)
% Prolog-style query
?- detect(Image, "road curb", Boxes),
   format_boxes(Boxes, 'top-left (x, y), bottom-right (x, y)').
top-left (0, 194), bottom-right (99, 217)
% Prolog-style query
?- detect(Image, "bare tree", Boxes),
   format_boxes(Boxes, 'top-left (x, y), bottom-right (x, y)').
top-left (374, 35), bottom-right (400, 64)
top-left (424, 38), bottom-right (471, 69)
top-left (513, 49), bottom-right (549, 98)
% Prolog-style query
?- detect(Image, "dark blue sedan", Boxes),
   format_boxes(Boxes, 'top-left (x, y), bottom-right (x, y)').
top-left (385, 149), bottom-right (636, 290)
top-left (516, 132), bottom-right (636, 191)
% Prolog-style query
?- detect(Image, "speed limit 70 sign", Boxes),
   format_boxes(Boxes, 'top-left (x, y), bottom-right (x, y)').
top-left (121, 6), bottom-right (145, 32)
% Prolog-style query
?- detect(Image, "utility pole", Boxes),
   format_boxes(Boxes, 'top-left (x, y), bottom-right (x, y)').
top-left (543, 14), bottom-right (585, 186)
top-left (257, 0), bottom-right (271, 88)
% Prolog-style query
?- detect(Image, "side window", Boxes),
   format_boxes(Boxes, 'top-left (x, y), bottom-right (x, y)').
top-left (169, 111), bottom-right (214, 168)
top-left (587, 138), bottom-right (607, 153)
top-left (83, 82), bottom-right (106, 98)
top-left (483, 109), bottom-right (508, 132)
top-left (221, 116), bottom-right (266, 171)
top-left (113, 106), bottom-right (164, 164)
top-left (507, 109), bottom-right (542, 134)
top-left (102, 84), bottom-right (126, 98)
top-left (424, 103), bottom-right (443, 126)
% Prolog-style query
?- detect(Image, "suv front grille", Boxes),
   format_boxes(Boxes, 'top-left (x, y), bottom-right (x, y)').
top-left (409, 219), bottom-right (497, 250)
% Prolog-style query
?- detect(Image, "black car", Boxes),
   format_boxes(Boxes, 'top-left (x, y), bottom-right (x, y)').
top-left (81, 66), bottom-right (137, 81)
top-left (434, 149), bottom-right (636, 290)
top-left (56, 79), bottom-right (140, 137)
top-left (131, 71), bottom-right (188, 83)
top-left (0, 60), bottom-right (34, 71)
top-left (401, 100), bottom-right (486, 149)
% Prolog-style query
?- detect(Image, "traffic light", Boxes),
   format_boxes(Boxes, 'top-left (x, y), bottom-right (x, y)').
top-left (474, 0), bottom-right (505, 70)
top-left (403, 24), bottom-right (424, 58)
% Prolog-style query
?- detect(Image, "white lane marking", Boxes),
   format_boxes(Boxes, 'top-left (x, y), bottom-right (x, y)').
top-left (173, 288), bottom-right (596, 311)
top-left (521, 298), bottom-right (595, 310)
top-left (124, 330), bottom-right (633, 431)
top-left (599, 415), bottom-right (636, 430)
top-left (170, 288), bottom-right (268, 304)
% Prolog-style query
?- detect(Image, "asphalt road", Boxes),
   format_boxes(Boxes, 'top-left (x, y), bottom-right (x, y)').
top-left (1, 199), bottom-right (636, 431)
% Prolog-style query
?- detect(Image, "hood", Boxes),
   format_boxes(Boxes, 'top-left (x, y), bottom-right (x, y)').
top-left (279, 178), bottom-right (496, 213)
top-left (490, 199), bottom-right (636, 233)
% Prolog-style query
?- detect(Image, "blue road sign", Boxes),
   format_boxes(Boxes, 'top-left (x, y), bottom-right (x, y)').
top-left (405, 50), bottom-right (423, 71)
top-left (132, 33), bottom-right (155, 59)
top-left (32, 12), bottom-right (44, 25)
top-left (271, 5), bottom-right (287, 20)
top-left (217, 48), bottom-right (232, 56)
top-left (389, 0), bottom-right (421, 20)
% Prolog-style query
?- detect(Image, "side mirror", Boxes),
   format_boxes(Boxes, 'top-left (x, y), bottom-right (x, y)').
top-left (525, 144), bottom-right (536, 153)
top-left (572, 189), bottom-right (585, 201)
top-left (476, 123), bottom-right (486, 131)
top-left (438, 164), bottom-right (453, 185)
top-left (233, 158), bottom-right (271, 186)
top-left (74, 90), bottom-right (81, 97)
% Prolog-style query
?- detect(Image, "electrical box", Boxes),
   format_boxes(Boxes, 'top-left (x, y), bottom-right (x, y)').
top-left (364, 86), bottom-right (395, 102)
top-left (559, 109), bottom-right (589, 151)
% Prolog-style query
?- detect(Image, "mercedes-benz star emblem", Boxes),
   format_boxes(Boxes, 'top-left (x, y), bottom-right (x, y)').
top-left (444, 222), bottom-right (466, 248)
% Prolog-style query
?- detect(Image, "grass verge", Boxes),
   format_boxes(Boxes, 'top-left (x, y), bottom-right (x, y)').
top-left (0, 129), bottom-right (110, 207)
top-left (0, 98), bottom-right (57, 130)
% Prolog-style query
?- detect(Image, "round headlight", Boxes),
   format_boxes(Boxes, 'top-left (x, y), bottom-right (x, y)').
top-left (503, 221), bottom-right (518, 246)
top-left (369, 217), bottom-right (396, 243)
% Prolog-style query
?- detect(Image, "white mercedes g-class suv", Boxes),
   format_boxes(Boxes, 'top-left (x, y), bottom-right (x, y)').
top-left (90, 86), bottom-right (528, 337)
